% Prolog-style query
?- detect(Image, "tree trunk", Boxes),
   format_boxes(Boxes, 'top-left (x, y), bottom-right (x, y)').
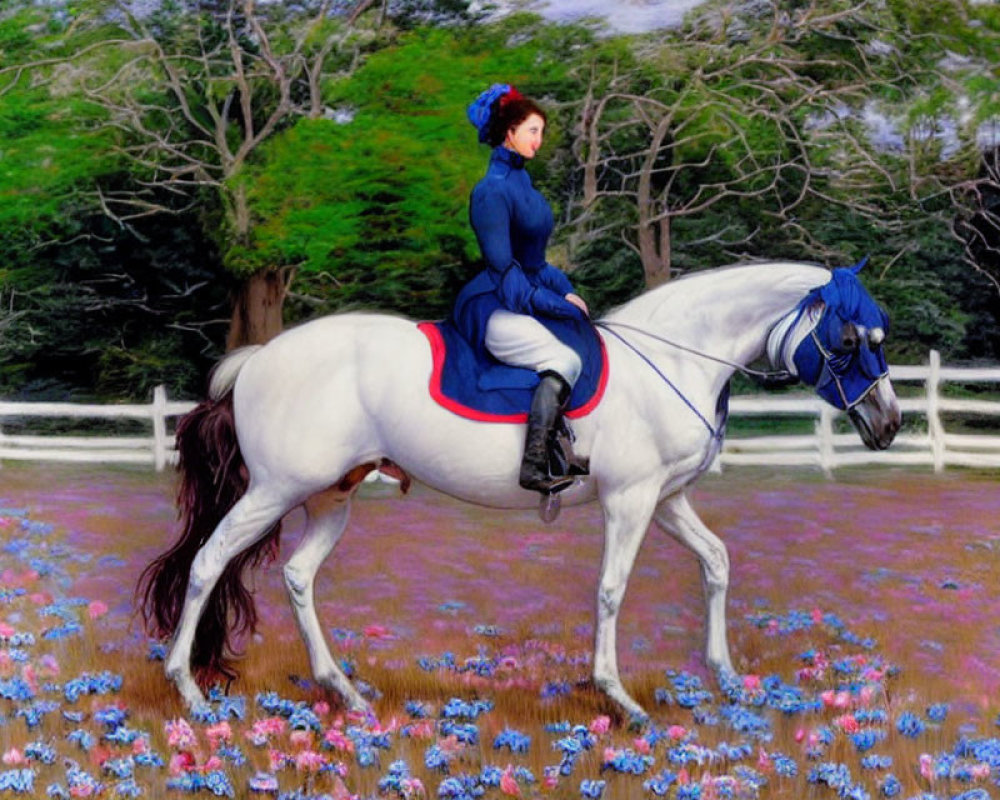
top-left (226, 269), bottom-right (287, 350)
top-left (638, 114), bottom-right (673, 288)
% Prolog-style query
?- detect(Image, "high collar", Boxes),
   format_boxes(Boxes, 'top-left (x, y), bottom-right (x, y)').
top-left (491, 146), bottom-right (525, 170)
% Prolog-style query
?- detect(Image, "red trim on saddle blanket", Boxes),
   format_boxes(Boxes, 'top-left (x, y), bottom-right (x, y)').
top-left (417, 321), bottom-right (609, 423)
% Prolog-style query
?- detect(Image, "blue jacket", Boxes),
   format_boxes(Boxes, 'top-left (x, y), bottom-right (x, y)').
top-left (453, 146), bottom-right (583, 357)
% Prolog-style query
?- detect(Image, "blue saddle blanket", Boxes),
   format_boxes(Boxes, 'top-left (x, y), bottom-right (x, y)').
top-left (418, 319), bottom-right (608, 422)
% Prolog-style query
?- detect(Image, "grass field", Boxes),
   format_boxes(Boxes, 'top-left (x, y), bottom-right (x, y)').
top-left (0, 462), bottom-right (998, 799)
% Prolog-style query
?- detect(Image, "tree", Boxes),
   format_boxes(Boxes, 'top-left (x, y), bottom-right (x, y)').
top-left (3, 0), bottom-right (445, 348)
top-left (568, 1), bottom-right (920, 288)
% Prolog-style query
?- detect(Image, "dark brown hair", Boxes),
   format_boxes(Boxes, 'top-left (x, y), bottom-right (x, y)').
top-left (485, 96), bottom-right (547, 148)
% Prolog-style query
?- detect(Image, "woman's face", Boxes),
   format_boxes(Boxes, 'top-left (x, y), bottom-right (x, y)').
top-left (504, 113), bottom-right (545, 160)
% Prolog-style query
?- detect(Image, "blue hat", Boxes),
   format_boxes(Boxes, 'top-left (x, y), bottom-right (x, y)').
top-left (467, 83), bottom-right (512, 143)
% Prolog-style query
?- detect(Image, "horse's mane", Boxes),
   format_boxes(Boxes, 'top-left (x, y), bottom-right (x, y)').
top-left (601, 261), bottom-right (831, 327)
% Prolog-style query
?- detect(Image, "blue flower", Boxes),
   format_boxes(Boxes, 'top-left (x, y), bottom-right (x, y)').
top-left (113, 778), bottom-right (143, 798)
top-left (440, 720), bottom-right (478, 745)
top-left (926, 704), bottom-right (948, 723)
top-left (24, 741), bottom-right (56, 764)
top-left (773, 754), bottom-right (798, 777)
top-left (880, 774), bottom-right (901, 797)
top-left (896, 712), bottom-right (926, 738)
top-left (102, 758), bottom-right (134, 780)
top-left (424, 745), bottom-right (451, 773)
top-left (0, 769), bottom-right (36, 793)
top-left (67, 729), bottom-right (95, 751)
top-left (579, 779), bottom-right (605, 798)
top-left (405, 700), bottom-right (432, 718)
top-left (861, 754), bottom-right (893, 770)
top-left (851, 729), bottom-right (886, 753)
top-left (643, 770), bottom-right (677, 796)
top-left (441, 698), bottom-right (493, 719)
top-left (438, 773), bottom-right (484, 799)
top-left (493, 728), bottom-right (530, 753)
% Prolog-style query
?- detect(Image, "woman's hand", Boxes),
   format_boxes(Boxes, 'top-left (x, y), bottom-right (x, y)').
top-left (565, 293), bottom-right (589, 317)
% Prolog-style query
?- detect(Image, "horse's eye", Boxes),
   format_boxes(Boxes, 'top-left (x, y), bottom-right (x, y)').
top-left (868, 327), bottom-right (885, 347)
top-left (838, 322), bottom-right (860, 352)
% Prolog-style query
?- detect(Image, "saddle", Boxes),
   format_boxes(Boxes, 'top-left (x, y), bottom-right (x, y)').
top-left (417, 319), bottom-right (608, 422)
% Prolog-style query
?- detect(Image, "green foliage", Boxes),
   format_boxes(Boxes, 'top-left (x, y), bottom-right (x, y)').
top-left (238, 17), bottom-right (592, 318)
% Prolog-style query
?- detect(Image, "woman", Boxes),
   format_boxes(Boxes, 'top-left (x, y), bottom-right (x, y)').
top-left (453, 83), bottom-right (589, 494)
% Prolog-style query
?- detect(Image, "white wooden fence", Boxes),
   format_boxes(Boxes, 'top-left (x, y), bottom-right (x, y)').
top-left (0, 350), bottom-right (998, 474)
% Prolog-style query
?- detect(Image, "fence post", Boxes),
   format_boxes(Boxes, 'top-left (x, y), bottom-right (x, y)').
top-left (152, 385), bottom-right (168, 472)
top-left (817, 404), bottom-right (835, 478)
top-left (927, 349), bottom-right (945, 473)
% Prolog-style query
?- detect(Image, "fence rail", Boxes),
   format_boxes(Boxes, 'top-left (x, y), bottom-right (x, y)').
top-left (1, 350), bottom-right (998, 474)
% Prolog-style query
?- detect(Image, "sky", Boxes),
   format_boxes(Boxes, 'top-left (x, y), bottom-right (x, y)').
top-left (476, 0), bottom-right (711, 34)
top-left (530, 0), bottom-right (710, 33)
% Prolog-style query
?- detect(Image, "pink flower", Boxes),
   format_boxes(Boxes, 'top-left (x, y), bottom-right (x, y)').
top-left (859, 685), bottom-right (876, 706)
top-left (820, 689), bottom-right (851, 709)
top-left (0, 623), bottom-right (15, 638)
top-left (500, 765), bottom-right (521, 797)
top-left (40, 654), bottom-right (60, 677)
top-left (437, 735), bottom-right (464, 757)
top-left (602, 747), bottom-right (618, 764)
top-left (972, 763), bottom-right (991, 781)
top-left (834, 714), bottom-right (860, 734)
top-left (323, 728), bottom-right (355, 753)
top-left (203, 756), bottom-right (223, 771)
top-left (69, 785), bottom-right (96, 798)
top-left (543, 769), bottom-right (559, 790)
top-left (667, 725), bottom-right (687, 741)
top-left (295, 750), bottom-right (328, 772)
top-left (205, 721), bottom-right (232, 746)
top-left (589, 715), bottom-right (612, 735)
top-left (405, 720), bottom-right (434, 740)
top-left (634, 737), bottom-right (652, 756)
top-left (742, 674), bottom-right (762, 691)
top-left (331, 776), bottom-right (355, 800)
top-left (87, 601), bottom-right (109, 620)
top-left (2, 748), bottom-right (26, 766)
top-left (165, 718), bottom-right (196, 750)
top-left (363, 624), bottom-right (394, 639)
top-left (168, 751), bottom-right (196, 775)
top-left (811, 608), bottom-right (824, 624)
top-left (757, 747), bottom-right (772, 773)
top-left (920, 754), bottom-right (934, 781)
top-left (313, 701), bottom-right (331, 717)
top-left (268, 749), bottom-right (291, 771)
top-left (290, 730), bottom-right (313, 749)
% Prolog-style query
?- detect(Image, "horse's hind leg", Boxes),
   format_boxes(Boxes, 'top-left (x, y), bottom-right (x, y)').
top-left (283, 489), bottom-right (369, 713)
top-left (166, 484), bottom-right (290, 707)
top-left (653, 491), bottom-right (735, 676)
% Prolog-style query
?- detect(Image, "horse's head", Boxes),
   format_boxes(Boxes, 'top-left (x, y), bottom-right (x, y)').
top-left (791, 259), bottom-right (901, 450)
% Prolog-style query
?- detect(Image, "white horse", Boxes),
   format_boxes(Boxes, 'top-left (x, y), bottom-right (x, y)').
top-left (138, 261), bottom-right (901, 720)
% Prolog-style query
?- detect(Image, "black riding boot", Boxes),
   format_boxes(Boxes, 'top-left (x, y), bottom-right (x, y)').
top-left (519, 371), bottom-right (575, 494)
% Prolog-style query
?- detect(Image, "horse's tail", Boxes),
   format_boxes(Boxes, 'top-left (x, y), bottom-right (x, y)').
top-left (136, 345), bottom-right (282, 684)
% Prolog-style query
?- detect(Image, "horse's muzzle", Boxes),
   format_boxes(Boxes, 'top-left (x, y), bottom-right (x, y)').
top-left (848, 379), bottom-right (901, 451)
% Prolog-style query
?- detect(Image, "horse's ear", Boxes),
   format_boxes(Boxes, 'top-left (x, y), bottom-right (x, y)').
top-left (849, 255), bottom-right (870, 274)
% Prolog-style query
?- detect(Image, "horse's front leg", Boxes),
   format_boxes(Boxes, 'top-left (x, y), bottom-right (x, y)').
top-left (593, 480), bottom-right (661, 722)
top-left (653, 491), bottom-right (735, 677)
top-left (283, 490), bottom-right (370, 714)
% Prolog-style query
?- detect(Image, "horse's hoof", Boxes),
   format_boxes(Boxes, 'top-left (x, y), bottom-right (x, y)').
top-left (626, 711), bottom-right (651, 732)
top-left (539, 493), bottom-right (562, 523)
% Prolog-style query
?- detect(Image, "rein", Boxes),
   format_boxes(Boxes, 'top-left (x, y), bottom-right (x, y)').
top-left (593, 314), bottom-right (803, 440)
top-left (594, 320), bottom-right (797, 384)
